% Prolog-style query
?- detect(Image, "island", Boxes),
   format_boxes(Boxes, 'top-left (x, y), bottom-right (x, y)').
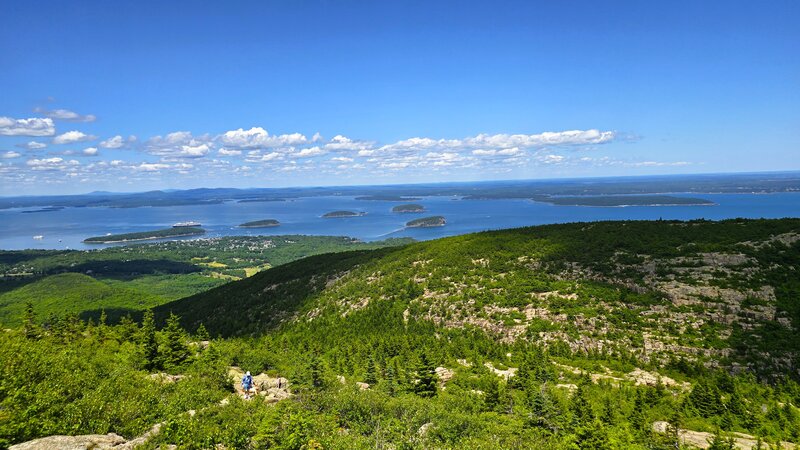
top-left (323, 211), bottom-right (367, 218)
top-left (21, 206), bottom-right (65, 213)
top-left (392, 203), bottom-right (425, 213)
top-left (530, 194), bottom-right (715, 207)
top-left (83, 227), bottom-right (205, 243)
top-left (238, 219), bottom-right (280, 228)
top-left (355, 195), bottom-right (421, 201)
top-left (406, 216), bottom-right (446, 228)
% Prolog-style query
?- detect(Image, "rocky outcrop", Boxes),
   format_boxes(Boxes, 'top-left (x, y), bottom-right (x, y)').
top-left (228, 366), bottom-right (292, 403)
top-left (652, 421), bottom-right (796, 449)
top-left (9, 423), bottom-right (163, 450)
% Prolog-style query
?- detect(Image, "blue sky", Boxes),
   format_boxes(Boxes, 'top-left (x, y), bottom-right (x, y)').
top-left (1, 0), bottom-right (798, 195)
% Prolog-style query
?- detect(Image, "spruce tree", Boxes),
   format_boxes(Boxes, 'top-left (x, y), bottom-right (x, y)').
top-left (364, 355), bottom-right (378, 385)
top-left (195, 323), bottom-right (210, 341)
top-left (161, 313), bottom-right (190, 371)
top-left (141, 309), bottom-right (159, 371)
top-left (483, 377), bottom-right (500, 412)
top-left (22, 301), bottom-right (38, 339)
top-left (414, 352), bottom-right (437, 398)
top-left (570, 383), bottom-right (595, 429)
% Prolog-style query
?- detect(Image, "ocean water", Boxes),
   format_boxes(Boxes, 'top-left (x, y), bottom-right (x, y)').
top-left (1, 192), bottom-right (799, 250)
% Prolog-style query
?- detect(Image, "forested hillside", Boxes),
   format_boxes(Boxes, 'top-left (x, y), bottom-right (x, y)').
top-left (3, 219), bottom-right (800, 449)
top-left (0, 235), bottom-right (410, 325)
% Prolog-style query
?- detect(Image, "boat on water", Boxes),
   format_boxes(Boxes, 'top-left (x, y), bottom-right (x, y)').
top-left (173, 221), bottom-right (201, 227)
top-left (33, 235), bottom-right (44, 240)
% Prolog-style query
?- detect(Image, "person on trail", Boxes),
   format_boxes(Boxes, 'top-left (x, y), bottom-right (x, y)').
top-left (242, 371), bottom-right (254, 399)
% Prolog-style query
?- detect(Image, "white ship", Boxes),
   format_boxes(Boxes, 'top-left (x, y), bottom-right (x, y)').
top-left (173, 221), bottom-right (201, 227)
top-left (33, 235), bottom-right (44, 240)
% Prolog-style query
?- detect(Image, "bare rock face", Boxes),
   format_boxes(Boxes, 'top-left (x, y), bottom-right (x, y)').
top-left (9, 433), bottom-right (127, 450)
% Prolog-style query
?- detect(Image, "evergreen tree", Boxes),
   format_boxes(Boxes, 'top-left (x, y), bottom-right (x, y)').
top-left (364, 355), bottom-right (378, 385)
top-left (161, 313), bottom-right (190, 371)
top-left (708, 428), bottom-right (735, 450)
top-left (570, 383), bottom-right (595, 429)
top-left (22, 301), bottom-right (38, 340)
top-left (140, 309), bottom-right (159, 371)
top-left (483, 377), bottom-right (500, 412)
top-left (195, 323), bottom-right (210, 341)
top-left (414, 352), bottom-right (437, 398)
top-left (573, 420), bottom-right (613, 450)
top-left (117, 314), bottom-right (138, 342)
top-left (309, 353), bottom-right (323, 389)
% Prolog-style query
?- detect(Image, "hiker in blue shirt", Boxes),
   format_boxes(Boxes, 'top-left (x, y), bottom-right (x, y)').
top-left (242, 371), bottom-right (254, 399)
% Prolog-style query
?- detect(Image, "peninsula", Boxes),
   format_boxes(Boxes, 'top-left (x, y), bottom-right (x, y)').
top-left (406, 216), bottom-right (446, 228)
top-left (392, 203), bottom-right (425, 213)
top-left (322, 211), bottom-right (366, 218)
top-left (355, 195), bottom-right (421, 201)
top-left (531, 194), bottom-right (715, 207)
top-left (83, 227), bottom-right (205, 244)
top-left (238, 219), bottom-right (280, 228)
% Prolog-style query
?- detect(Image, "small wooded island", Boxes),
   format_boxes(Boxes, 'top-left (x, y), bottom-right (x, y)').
top-left (392, 203), bottom-right (425, 213)
top-left (531, 194), bottom-right (715, 207)
top-left (322, 211), bottom-right (366, 218)
top-left (406, 216), bottom-right (446, 228)
top-left (238, 219), bottom-right (280, 228)
top-left (84, 227), bottom-right (205, 243)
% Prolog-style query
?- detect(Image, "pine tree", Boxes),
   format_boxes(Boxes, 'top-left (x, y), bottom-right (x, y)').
top-left (195, 323), bottom-right (210, 341)
top-left (570, 383), bottom-right (595, 429)
top-left (22, 301), bottom-right (39, 339)
top-left (161, 313), bottom-right (190, 371)
top-left (414, 352), bottom-right (437, 398)
top-left (141, 309), bottom-right (159, 371)
top-left (483, 377), bottom-right (500, 412)
top-left (309, 353), bottom-right (323, 389)
top-left (117, 314), bottom-right (138, 342)
top-left (364, 355), bottom-right (378, 385)
top-left (708, 428), bottom-right (735, 450)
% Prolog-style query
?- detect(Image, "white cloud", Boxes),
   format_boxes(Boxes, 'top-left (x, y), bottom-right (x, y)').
top-left (538, 154), bottom-right (565, 164)
top-left (53, 130), bottom-right (97, 145)
top-left (260, 152), bottom-right (282, 161)
top-left (26, 157), bottom-right (80, 171)
top-left (629, 161), bottom-right (690, 167)
top-left (330, 156), bottom-right (354, 162)
top-left (34, 107), bottom-right (96, 122)
top-left (2, 151), bottom-right (21, 159)
top-left (295, 146), bottom-right (326, 158)
top-left (17, 141), bottom-right (48, 150)
top-left (99, 135), bottom-right (134, 149)
top-left (324, 135), bottom-right (374, 151)
top-left (0, 117), bottom-right (55, 136)
top-left (135, 162), bottom-right (171, 172)
top-left (82, 147), bottom-right (98, 156)
top-left (218, 148), bottom-right (242, 156)
top-left (145, 131), bottom-right (213, 158)
top-left (218, 127), bottom-right (307, 149)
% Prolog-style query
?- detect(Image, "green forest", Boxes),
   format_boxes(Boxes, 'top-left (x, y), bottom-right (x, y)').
top-left (2, 219), bottom-right (800, 449)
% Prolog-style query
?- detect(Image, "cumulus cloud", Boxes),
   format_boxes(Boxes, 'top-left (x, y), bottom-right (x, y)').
top-left (2, 151), bottom-right (21, 159)
top-left (82, 147), bottom-right (99, 156)
top-left (218, 148), bottom-right (242, 156)
top-left (34, 107), bottom-right (96, 122)
top-left (17, 141), bottom-right (48, 150)
top-left (53, 130), bottom-right (97, 145)
top-left (218, 127), bottom-right (307, 149)
top-left (99, 135), bottom-right (135, 149)
top-left (295, 146), bottom-right (326, 158)
top-left (26, 157), bottom-right (80, 171)
top-left (145, 131), bottom-right (213, 158)
top-left (0, 117), bottom-right (55, 136)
